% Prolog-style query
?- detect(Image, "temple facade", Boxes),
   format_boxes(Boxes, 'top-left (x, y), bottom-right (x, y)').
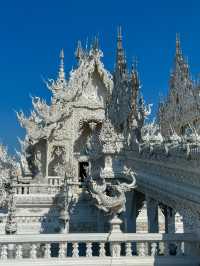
top-left (0, 29), bottom-right (199, 265)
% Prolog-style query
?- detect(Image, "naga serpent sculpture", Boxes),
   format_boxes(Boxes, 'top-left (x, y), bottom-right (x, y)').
top-left (85, 168), bottom-right (136, 216)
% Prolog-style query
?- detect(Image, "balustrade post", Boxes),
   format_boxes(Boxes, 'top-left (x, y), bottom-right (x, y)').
top-left (151, 242), bottom-right (157, 256)
top-left (99, 242), bottom-right (106, 257)
top-left (59, 242), bottom-right (66, 258)
top-left (110, 242), bottom-right (121, 257)
top-left (164, 241), bottom-right (170, 256)
top-left (30, 244), bottom-right (37, 259)
top-left (0, 245), bottom-right (8, 259)
top-left (44, 243), bottom-right (51, 258)
top-left (125, 242), bottom-right (132, 256)
top-left (16, 244), bottom-right (23, 259)
top-left (72, 242), bottom-right (79, 257)
top-left (86, 242), bottom-right (92, 257)
top-left (138, 242), bottom-right (146, 256)
top-left (176, 241), bottom-right (182, 256)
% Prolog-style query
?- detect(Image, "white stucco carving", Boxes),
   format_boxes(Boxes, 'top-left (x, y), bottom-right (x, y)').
top-left (0, 31), bottom-right (199, 265)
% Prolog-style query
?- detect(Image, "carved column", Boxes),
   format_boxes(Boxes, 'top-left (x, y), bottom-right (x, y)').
top-left (160, 205), bottom-right (176, 255)
top-left (146, 196), bottom-right (159, 233)
top-left (165, 207), bottom-right (175, 234)
top-left (125, 191), bottom-right (136, 233)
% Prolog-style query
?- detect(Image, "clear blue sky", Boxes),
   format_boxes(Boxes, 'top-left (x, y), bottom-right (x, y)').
top-left (0, 0), bottom-right (200, 153)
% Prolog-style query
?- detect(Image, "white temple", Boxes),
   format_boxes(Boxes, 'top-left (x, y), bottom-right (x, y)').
top-left (0, 28), bottom-right (200, 265)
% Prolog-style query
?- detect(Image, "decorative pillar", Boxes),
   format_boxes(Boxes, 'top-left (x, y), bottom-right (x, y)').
top-left (125, 191), bottom-right (136, 233)
top-left (146, 196), bottom-right (159, 233)
top-left (161, 205), bottom-right (177, 255)
top-left (165, 207), bottom-right (175, 234)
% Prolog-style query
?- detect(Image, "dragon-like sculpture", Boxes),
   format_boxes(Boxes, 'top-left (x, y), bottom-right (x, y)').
top-left (85, 167), bottom-right (136, 216)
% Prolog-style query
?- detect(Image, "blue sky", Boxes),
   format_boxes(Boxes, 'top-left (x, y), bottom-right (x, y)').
top-left (0, 0), bottom-right (200, 153)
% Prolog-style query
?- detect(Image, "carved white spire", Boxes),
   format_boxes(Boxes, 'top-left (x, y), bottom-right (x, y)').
top-left (175, 33), bottom-right (182, 59)
top-left (115, 26), bottom-right (126, 75)
top-left (92, 36), bottom-right (99, 51)
top-left (75, 40), bottom-right (83, 61)
top-left (58, 48), bottom-right (65, 82)
top-left (170, 34), bottom-right (190, 86)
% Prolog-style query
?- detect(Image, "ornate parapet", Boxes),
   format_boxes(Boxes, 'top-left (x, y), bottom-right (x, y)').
top-left (0, 232), bottom-right (198, 262)
top-left (138, 122), bottom-right (200, 164)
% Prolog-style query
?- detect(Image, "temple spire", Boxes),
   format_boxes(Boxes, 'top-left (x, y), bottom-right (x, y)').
top-left (173, 34), bottom-right (189, 77)
top-left (58, 48), bottom-right (65, 82)
top-left (75, 40), bottom-right (83, 61)
top-left (92, 36), bottom-right (99, 51)
top-left (115, 26), bottom-right (126, 74)
top-left (131, 57), bottom-right (138, 74)
top-left (176, 33), bottom-right (182, 58)
top-left (130, 57), bottom-right (139, 111)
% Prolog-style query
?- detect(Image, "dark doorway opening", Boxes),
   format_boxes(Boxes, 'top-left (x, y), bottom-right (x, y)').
top-left (79, 162), bottom-right (89, 183)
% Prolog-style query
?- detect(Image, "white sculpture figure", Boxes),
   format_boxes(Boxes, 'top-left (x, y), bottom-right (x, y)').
top-left (19, 153), bottom-right (31, 176)
top-left (34, 150), bottom-right (42, 178)
top-left (86, 169), bottom-right (136, 216)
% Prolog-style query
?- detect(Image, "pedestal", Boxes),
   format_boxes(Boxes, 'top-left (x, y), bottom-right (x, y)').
top-left (109, 215), bottom-right (122, 233)
top-left (109, 215), bottom-right (124, 257)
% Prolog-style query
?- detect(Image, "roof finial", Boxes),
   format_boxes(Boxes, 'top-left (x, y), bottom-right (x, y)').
top-left (58, 48), bottom-right (65, 82)
top-left (132, 56), bottom-right (138, 72)
top-left (118, 26), bottom-right (122, 42)
top-left (93, 36), bottom-right (99, 51)
top-left (75, 40), bottom-right (83, 60)
top-left (116, 26), bottom-right (126, 74)
top-left (176, 33), bottom-right (182, 57)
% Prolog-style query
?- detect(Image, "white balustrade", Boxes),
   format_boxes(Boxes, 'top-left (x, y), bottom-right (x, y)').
top-left (14, 178), bottom-right (80, 195)
top-left (0, 233), bottom-right (197, 261)
top-left (14, 184), bottom-right (60, 195)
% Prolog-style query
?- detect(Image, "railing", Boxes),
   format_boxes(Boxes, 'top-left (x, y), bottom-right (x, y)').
top-left (14, 184), bottom-right (61, 195)
top-left (48, 176), bottom-right (64, 186)
top-left (14, 178), bottom-right (81, 195)
top-left (0, 233), bottom-right (198, 260)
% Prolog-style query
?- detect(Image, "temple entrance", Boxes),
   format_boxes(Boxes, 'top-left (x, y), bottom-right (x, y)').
top-left (79, 161), bottom-right (89, 182)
